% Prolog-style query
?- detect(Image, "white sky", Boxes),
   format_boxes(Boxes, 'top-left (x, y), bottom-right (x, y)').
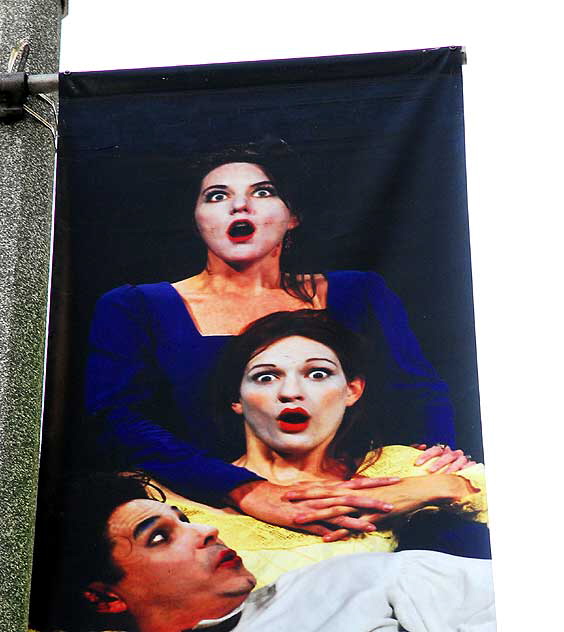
top-left (60, 2), bottom-right (563, 629)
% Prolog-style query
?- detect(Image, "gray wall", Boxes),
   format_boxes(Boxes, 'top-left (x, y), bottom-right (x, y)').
top-left (0, 2), bottom-right (62, 630)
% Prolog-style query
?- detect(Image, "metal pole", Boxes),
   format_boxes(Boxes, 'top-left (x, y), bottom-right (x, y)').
top-left (27, 72), bottom-right (59, 94)
top-left (0, 2), bottom-right (62, 631)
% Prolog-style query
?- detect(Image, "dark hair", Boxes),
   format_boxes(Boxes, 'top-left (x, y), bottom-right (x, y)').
top-left (189, 139), bottom-right (318, 303)
top-left (213, 310), bottom-right (382, 474)
top-left (31, 471), bottom-right (161, 632)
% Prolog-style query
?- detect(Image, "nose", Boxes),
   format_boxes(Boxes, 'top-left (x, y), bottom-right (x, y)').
top-left (230, 192), bottom-right (249, 214)
top-left (277, 373), bottom-right (304, 403)
top-left (191, 523), bottom-right (219, 547)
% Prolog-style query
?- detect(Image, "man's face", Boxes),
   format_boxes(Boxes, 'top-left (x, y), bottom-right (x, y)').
top-left (106, 499), bottom-right (256, 624)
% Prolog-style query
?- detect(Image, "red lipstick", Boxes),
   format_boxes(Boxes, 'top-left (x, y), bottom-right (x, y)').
top-left (227, 219), bottom-right (255, 243)
top-left (277, 407), bottom-right (310, 433)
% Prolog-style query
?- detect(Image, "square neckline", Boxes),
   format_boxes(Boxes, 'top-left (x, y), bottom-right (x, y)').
top-left (166, 275), bottom-right (334, 338)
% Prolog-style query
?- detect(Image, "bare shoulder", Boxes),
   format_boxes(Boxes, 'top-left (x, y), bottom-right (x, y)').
top-left (171, 274), bottom-right (206, 297)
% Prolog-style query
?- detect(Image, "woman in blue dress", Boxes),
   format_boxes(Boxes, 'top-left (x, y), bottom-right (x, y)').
top-left (86, 141), bottom-right (462, 538)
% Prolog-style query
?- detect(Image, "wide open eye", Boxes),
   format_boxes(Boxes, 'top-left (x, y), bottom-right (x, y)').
top-left (148, 530), bottom-right (169, 546)
top-left (255, 373), bottom-right (277, 383)
top-left (252, 185), bottom-right (277, 198)
top-left (308, 368), bottom-right (332, 380)
top-left (251, 372), bottom-right (278, 384)
top-left (204, 190), bottom-right (228, 202)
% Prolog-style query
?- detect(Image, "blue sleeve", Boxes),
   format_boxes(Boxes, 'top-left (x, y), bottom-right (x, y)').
top-left (85, 285), bottom-right (263, 501)
top-left (363, 271), bottom-right (456, 446)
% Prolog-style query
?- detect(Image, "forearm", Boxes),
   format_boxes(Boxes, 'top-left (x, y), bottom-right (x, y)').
top-left (97, 415), bottom-right (263, 502)
top-left (403, 471), bottom-right (487, 523)
top-left (226, 480), bottom-right (264, 506)
top-left (426, 473), bottom-right (477, 502)
top-left (360, 474), bottom-right (479, 523)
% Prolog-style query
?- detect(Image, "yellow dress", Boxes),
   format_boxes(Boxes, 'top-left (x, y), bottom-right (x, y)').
top-left (175, 445), bottom-right (488, 588)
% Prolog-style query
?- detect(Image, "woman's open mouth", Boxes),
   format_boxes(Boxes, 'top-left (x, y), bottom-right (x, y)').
top-left (227, 220), bottom-right (256, 243)
top-left (277, 407), bottom-right (311, 433)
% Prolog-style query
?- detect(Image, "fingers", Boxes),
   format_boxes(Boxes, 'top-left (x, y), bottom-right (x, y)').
top-left (296, 516), bottom-right (372, 542)
top-left (283, 477), bottom-right (400, 500)
top-left (322, 528), bottom-right (351, 542)
top-left (324, 515), bottom-right (377, 532)
top-left (338, 477), bottom-right (401, 489)
top-left (298, 496), bottom-right (393, 511)
top-left (294, 505), bottom-right (362, 524)
top-left (414, 444), bottom-right (476, 473)
top-left (414, 444), bottom-right (445, 465)
top-left (444, 454), bottom-right (473, 473)
top-left (282, 488), bottom-right (338, 501)
top-left (293, 498), bottom-right (359, 511)
top-left (427, 448), bottom-right (465, 473)
top-left (293, 498), bottom-right (392, 523)
top-left (297, 523), bottom-right (339, 538)
top-left (293, 497), bottom-right (394, 525)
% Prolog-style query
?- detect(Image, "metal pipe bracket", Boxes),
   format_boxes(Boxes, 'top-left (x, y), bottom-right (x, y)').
top-left (0, 72), bottom-right (29, 122)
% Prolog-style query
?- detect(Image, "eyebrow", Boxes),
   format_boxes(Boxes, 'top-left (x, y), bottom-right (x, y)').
top-left (133, 516), bottom-right (160, 540)
top-left (201, 184), bottom-right (228, 194)
top-left (201, 180), bottom-right (273, 195)
top-left (305, 357), bottom-right (337, 367)
top-left (246, 363), bottom-right (277, 372)
top-left (132, 506), bottom-right (187, 539)
top-left (247, 358), bottom-right (337, 372)
top-left (250, 180), bottom-right (273, 188)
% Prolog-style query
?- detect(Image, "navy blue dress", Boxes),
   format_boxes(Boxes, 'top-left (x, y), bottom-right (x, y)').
top-left (86, 270), bottom-right (454, 500)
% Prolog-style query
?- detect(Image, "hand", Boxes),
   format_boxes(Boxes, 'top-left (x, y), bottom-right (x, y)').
top-left (289, 475), bottom-right (473, 528)
top-left (413, 444), bottom-right (476, 473)
top-left (227, 477), bottom-right (401, 542)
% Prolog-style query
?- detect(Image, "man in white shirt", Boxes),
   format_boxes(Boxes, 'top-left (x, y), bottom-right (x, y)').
top-left (47, 474), bottom-right (495, 632)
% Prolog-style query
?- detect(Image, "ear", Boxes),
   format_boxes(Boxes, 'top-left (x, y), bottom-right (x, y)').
top-left (345, 376), bottom-right (365, 407)
top-left (287, 213), bottom-right (300, 230)
top-left (83, 582), bottom-right (128, 614)
top-left (231, 401), bottom-right (243, 415)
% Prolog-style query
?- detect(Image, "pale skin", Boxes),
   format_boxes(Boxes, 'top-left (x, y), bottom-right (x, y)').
top-left (159, 336), bottom-right (475, 542)
top-left (169, 161), bottom-right (468, 538)
top-left (227, 336), bottom-right (475, 540)
top-left (173, 162), bottom-right (326, 336)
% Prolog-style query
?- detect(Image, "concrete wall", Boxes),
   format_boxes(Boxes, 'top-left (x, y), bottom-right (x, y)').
top-left (0, 2), bottom-right (62, 630)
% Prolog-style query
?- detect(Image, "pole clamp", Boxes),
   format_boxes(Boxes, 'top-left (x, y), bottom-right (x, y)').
top-left (1, 43), bottom-right (58, 147)
top-left (0, 72), bottom-right (29, 122)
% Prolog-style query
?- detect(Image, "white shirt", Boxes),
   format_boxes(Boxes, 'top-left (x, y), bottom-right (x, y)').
top-left (234, 550), bottom-right (495, 632)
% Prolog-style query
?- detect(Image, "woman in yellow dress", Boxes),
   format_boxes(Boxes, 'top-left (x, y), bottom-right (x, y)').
top-left (162, 310), bottom-right (487, 587)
